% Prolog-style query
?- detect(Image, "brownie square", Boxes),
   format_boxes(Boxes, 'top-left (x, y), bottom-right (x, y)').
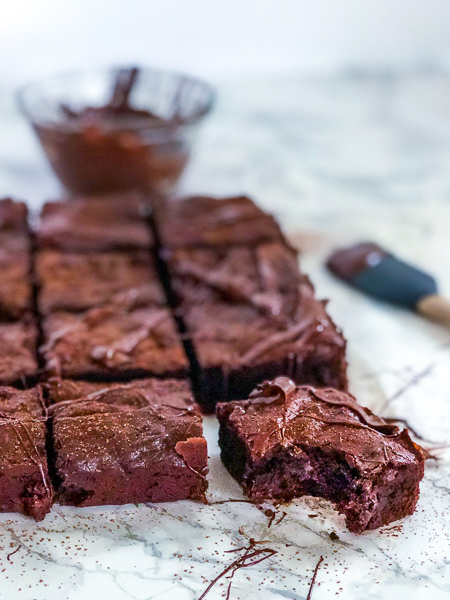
top-left (36, 250), bottom-right (166, 314)
top-left (0, 197), bottom-right (30, 251)
top-left (0, 249), bottom-right (32, 320)
top-left (0, 317), bottom-right (38, 385)
top-left (0, 385), bottom-right (46, 419)
top-left (168, 243), bottom-right (347, 411)
top-left (37, 193), bottom-right (153, 252)
top-left (45, 377), bottom-right (118, 404)
top-left (41, 302), bottom-right (188, 381)
top-left (217, 378), bottom-right (425, 533)
top-left (0, 198), bottom-right (28, 229)
top-left (44, 377), bottom-right (194, 406)
top-left (155, 195), bottom-right (284, 249)
top-left (0, 386), bottom-right (53, 521)
top-left (50, 378), bottom-right (208, 506)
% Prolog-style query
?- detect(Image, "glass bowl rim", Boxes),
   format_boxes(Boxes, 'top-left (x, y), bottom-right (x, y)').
top-left (16, 65), bottom-right (216, 129)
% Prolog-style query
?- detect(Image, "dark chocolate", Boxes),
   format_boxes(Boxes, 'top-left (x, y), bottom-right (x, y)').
top-left (36, 250), bottom-right (165, 313)
top-left (50, 378), bottom-right (208, 506)
top-left (168, 243), bottom-right (347, 410)
top-left (37, 194), bottom-right (153, 252)
top-left (0, 386), bottom-right (53, 521)
top-left (0, 318), bottom-right (38, 385)
top-left (41, 302), bottom-right (188, 380)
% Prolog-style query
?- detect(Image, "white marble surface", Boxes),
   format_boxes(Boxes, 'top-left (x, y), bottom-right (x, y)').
top-left (0, 72), bottom-right (450, 599)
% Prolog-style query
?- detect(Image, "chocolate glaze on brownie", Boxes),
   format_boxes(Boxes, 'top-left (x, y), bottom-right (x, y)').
top-left (45, 377), bottom-right (194, 408)
top-left (0, 386), bottom-right (46, 419)
top-left (37, 250), bottom-right (165, 313)
top-left (41, 301), bottom-right (188, 381)
top-left (155, 195), bottom-right (284, 249)
top-left (50, 378), bottom-right (207, 506)
top-left (37, 194), bottom-right (153, 252)
top-left (0, 386), bottom-right (53, 521)
top-left (217, 377), bottom-right (424, 533)
top-left (168, 243), bottom-right (347, 410)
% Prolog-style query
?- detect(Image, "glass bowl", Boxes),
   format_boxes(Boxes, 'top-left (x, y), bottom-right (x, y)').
top-left (17, 66), bottom-right (215, 196)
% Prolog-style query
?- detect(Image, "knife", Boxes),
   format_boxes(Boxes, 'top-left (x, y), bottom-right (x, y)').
top-left (326, 242), bottom-right (450, 326)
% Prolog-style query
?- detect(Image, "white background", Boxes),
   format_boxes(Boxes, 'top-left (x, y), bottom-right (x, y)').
top-left (0, 0), bottom-right (449, 88)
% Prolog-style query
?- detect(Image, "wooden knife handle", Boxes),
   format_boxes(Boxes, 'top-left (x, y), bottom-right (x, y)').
top-left (417, 294), bottom-right (450, 326)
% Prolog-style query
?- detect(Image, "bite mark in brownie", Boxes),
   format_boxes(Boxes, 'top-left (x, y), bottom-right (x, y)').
top-left (167, 243), bottom-right (347, 410)
top-left (155, 195), bottom-right (284, 249)
top-left (49, 378), bottom-right (208, 506)
top-left (36, 250), bottom-right (166, 313)
top-left (37, 193), bottom-right (153, 252)
top-left (0, 386), bottom-right (53, 521)
top-left (41, 301), bottom-right (188, 381)
top-left (216, 377), bottom-right (425, 533)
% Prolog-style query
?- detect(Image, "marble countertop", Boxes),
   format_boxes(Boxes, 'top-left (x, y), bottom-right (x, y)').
top-left (0, 72), bottom-right (449, 600)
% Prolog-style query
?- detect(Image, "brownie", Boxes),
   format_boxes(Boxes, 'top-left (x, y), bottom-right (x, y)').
top-left (155, 195), bottom-right (284, 249)
top-left (0, 197), bottom-right (28, 234)
top-left (0, 198), bottom-right (30, 256)
top-left (0, 198), bottom-right (28, 229)
top-left (0, 249), bottom-right (32, 320)
top-left (41, 301), bottom-right (188, 381)
top-left (37, 193), bottom-right (153, 252)
top-left (0, 317), bottom-right (39, 385)
top-left (50, 378), bottom-right (208, 506)
top-left (0, 386), bottom-right (53, 521)
top-left (0, 199), bottom-right (31, 319)
top-left (45, 377), bottom-right (194, 406)
top-left (45, 377), bottom-right (120, 405)
top-left (216, 377), bottom-right (425, 533)
top-left (168, 243), bottom-right (347, 411)
top-left (36, 250), bottom-right (166, 314)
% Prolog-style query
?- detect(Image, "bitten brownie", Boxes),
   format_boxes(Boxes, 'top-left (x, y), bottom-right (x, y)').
top-left (155, 195), bottom-right (284, 249)
top-left (36, 193), bottom-right (153, 252)
top-left (36, 250), bottom-right (166, 313)
top-left (49, 378), bottom-right (208, 506)
top-left (41, 300), bottom-right (188, 381)
top-left (167, 243), bottom-right (347, 411)
top-left (216, 377), bottom-right (425, 533)
top-left (0, 386), bottom-right (53, 521)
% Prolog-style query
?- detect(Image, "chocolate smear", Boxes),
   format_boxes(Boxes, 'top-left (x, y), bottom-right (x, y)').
top-left (306, 556), bottom-right (324, 600)
top-left (198, 532), bottom-right (277, 600)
